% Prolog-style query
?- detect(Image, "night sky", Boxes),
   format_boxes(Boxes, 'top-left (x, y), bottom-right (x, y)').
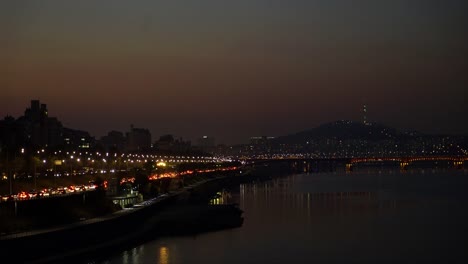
top-left (1, 1), bottom-right (467, 144)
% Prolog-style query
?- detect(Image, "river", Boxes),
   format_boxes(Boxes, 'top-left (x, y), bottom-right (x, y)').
top-left (97, 168), bottom-right (468, 264)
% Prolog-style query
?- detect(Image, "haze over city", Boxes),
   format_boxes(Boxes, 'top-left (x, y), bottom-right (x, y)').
top-left (2, 1), bottom-right (467, 144)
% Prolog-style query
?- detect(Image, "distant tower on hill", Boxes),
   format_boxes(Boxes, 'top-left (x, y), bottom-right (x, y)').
top-left (362, 104), bottom-right (368, 125)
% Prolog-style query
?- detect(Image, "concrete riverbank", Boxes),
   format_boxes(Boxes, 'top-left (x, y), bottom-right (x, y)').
top-left (0, 162), bottom-right (293, 263)
top-left (0, 173), bottom-right (244, 263)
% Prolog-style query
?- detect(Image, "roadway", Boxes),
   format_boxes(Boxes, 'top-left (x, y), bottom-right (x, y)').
top-left (0, 178), bottom-right (213, 241)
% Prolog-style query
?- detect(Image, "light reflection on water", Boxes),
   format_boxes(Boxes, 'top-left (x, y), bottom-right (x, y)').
top-left (101, 169), bottom-right (468, 264)
top-left (158, 247), bottom-right (169, 264)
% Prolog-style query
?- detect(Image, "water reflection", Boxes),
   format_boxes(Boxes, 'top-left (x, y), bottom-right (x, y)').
top-left (157, 247), bottom-right (169, 264)
top-left (122, 250), bottom-right (128, 264)
top-left (102, 169), bottom-right (468, 264)
top-left (239, 173), bottom-right (443, 217)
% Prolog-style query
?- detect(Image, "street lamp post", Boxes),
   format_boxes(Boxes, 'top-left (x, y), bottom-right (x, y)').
top-left (34, 158), bottom-right (37, 190)
top-left (7, 150), bottom-right (12, 195)
top-left (7, 149), bottom-right (18, 195)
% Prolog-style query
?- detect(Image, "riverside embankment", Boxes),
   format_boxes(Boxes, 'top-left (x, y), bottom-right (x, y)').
top-left (0, 163), bottom-right (293, 263)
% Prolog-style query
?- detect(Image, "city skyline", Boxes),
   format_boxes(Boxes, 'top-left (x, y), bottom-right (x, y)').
top-left (2, 1), bottom-right (467, 144)
top-left (2, 99), bottom-right (467, 150)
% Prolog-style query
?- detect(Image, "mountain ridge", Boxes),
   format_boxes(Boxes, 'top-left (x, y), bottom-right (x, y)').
top-left (274, 120), bottom-right (465, 144)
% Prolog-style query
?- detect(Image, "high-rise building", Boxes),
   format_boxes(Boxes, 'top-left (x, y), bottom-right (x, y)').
top-left (101, 131), bottom-right (126, 152)
top-left (249, 136), bottom-right (275, 155)
top-left (47, 117), bottom-right (63, 147)
top-left (154, 134), bottom-right (192, 153)
top-left (197, 136), bottom-right (215, 152)
top-left (19, 100), bottom-right (63, 147)
top-left (63, 128), bottom-right (94, 149)
top-left (0, 115), bottom-right (26, 150)
top-left (126, 125), bottom-right (151, 152)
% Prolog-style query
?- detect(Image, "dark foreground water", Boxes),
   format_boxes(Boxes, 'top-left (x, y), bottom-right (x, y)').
top-left (100, 169), bottom-right (468, 264)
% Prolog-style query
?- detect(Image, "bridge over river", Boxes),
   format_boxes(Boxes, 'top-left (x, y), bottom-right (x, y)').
top-left (242, 156), bottom-right (468, 171)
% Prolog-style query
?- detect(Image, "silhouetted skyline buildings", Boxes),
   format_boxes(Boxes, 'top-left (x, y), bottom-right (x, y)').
top-left (0, 100), bottom-right (94, 151)
top-left (0, 100), bottom-right (154, 153)
top-left (0, 100), bottom-right (204, 154)
top-left (1, 100), bottom-right (467, 158)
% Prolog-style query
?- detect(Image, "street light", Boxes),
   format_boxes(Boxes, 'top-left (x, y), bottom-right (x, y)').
top-left (22, 149), bottom-right (38, 191)
top-left (6, 148), bottom-right (22, 195)
top-left (7, 150), bottom-right (12, 195)
top-left (34, 155), bottom-right (37, 190)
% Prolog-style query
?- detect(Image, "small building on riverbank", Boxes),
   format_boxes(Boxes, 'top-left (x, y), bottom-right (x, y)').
top-left (110, 193), bottom-right (142, 208)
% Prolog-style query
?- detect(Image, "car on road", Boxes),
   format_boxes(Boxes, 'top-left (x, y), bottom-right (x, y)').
top-left (17, 191), bottom-right (30, 200)
top-left (28, 191), bottom-right (38, 198)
